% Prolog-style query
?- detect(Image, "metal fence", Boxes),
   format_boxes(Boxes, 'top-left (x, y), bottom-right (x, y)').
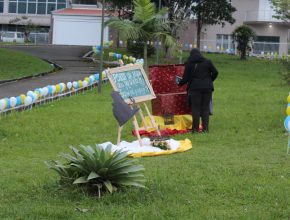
top-left (28, 33), bottom-right (49, 44)
top-left (179, 40), bottom-right (289, 57)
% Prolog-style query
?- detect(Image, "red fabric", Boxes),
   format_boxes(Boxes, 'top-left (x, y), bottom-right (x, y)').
top-left (149, 64), bottom-right (186, 94)
top-left (151, 93), bottom-right (191, 115)
top-left (149, 64), bottom-right (191, 116)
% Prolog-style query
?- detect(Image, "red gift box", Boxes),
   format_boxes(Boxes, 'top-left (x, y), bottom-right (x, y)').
top-left (149, 64), bottom-right (191, 116)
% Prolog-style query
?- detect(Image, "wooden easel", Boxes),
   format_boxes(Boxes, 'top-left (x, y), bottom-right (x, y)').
top-left (117, 101), bottom-right (161, 146)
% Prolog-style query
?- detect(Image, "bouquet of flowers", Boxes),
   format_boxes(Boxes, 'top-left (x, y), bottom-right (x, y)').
top-left (150, 136), bottom-right (171, 150)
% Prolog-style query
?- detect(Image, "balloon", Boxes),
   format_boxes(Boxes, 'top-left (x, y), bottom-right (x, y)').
top-left (89, 76), bottom-right (95, 84)
top-left (287, 95), bottom-right (290, 103)
top-left (20, 94), bottom-right (26, 103)
top-left (83, 80), bottom-right (88, 87)
top-left (84, 77), bottom-right (90, 83)
top-left (102, 71), bottom-right (106, 80)
top-left (42, 87), bottom-right (48, 97)
top-left (78, 80), bottom-right (83, 88)
top-left (94, 74), bottom-right (100, 81)
top-left (51, 85), bottom-right (56, 94)
top-left (55, 84), bottom-right (61, 93)
top-left (27, 91), bottom-right (34, 97)
top-left (72, 81), bottom-right (78, 89)
top-left (66, 82), bottom-right (72, 90)
top-left (47, 86), bottom-right (53, 95)
top-left (9, 97), bottom-right (17, 108)
top-left (0, 99), bottom-right (6, 111)
top-left (60, 83), bottom-right (66, 92)
top-left (24, 96), bottom-right (33, 106)
top-left (109, 52), bottom-right (114, 57)
top-left (286, 106), bottom-right (290, 116)
top-left (28, 92), bottom-right (37, 102)
top-left (16, 96), bottom-right (22, 106)
top-left (284, 116), bottom-right (290, 131)
top-left (5, 98), bottom-right (10, 109)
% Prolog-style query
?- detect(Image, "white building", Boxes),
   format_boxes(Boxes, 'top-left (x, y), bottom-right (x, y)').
top-left (202, 0), bottom-right (290, 56)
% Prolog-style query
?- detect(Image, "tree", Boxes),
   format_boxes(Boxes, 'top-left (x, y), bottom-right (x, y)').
top-left (106, 0), bottom-right (133, 47)
top-left (232, 25), bottom-right (256, 60)
top-left (270, 0), bottom-right (290, 22)
top-left (106, 0), bottom-right (176, 71)
top-left (9, 16), bottom-right (38, 43)
top-left (151, 0), bottom-right (195, 57)
top-left (192, 0), bottom-right (236, 49)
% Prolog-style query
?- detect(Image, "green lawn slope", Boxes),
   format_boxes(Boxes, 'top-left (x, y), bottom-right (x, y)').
top-left (0, 48), bottom-right (54, 81)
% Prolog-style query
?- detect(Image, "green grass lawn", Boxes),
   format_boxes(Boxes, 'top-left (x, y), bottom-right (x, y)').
top-left (0, 53), bottom-right (289, 219)
top-left (0, 48), bottom-right (54, 81)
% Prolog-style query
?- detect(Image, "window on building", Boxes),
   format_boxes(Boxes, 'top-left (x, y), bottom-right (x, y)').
top-left (18, 2), bottom-right (27, 13)
top-left (28, 2), bottom-right (36, 13)
top-left (8, 0), bottom-right (66, 14)
top-left (9, 0), bottom-right (17, 13)
top-left (0, 0), bottom-right (4, 13)
top-left (37, 3), bottom-right (46, 14)
top-left (253, 36), bottom-right (280, 54)
top-left (216, 34), bottom-right (235, 52)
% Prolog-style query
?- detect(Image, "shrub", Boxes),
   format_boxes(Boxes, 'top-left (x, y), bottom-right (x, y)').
top-left (46, 144), bottom-right (146, 197)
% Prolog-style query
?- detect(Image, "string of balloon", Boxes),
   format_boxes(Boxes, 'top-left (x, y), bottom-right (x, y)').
top-left (0, 41), bottom-right (144, 116)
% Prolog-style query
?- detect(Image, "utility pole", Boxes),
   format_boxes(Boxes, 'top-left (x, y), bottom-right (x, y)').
top-left (156, 0), bottom-right (161, 65)
top-left (98, 0), bottom-right (105, 93)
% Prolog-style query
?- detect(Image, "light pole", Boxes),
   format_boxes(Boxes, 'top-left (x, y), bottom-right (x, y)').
top-left (156, 0), bottom-right (161, 65)
top-left (98, 0), bottom-right (105, 93)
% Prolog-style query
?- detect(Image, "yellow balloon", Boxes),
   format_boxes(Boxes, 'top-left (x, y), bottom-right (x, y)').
top-left (286, 106), bottom-right (290, 115)
top-left (78, 80), bottom-right (83, 87)
top-left (84, 77), bottom-right (90, 83)
top-left (63, 84), bottom-right (66, 92)
top-left (287, 95), bottom-right (290, 103)
top-left (55, 84), bottom-right (61, 93)
top-left (20, 94), bottom-right (26, 103)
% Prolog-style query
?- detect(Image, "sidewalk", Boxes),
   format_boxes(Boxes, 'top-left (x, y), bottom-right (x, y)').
top-left (0, 45), bottom-right (98, 98)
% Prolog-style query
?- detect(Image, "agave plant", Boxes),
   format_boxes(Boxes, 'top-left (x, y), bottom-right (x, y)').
top-left (46, 144), bottom-right (145, 197)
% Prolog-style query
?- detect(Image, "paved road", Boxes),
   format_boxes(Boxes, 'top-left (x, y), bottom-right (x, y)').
top-left (0, 45), bottom-right (98, 98)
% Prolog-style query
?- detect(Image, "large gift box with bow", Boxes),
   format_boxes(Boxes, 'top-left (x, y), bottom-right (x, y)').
top-left (149, 64), bottom-right (191, 116)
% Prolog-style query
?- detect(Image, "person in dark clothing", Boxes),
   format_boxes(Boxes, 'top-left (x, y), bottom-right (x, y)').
top-left (178, 48), bottom-right (218, 133)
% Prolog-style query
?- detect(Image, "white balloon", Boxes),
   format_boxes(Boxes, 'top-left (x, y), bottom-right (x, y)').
top-left (51, 85), bottom-right (56, 94)
top-left (67, 82), bottom-right (72, 90)
top-left (24, 96), bottom-right (33, 106)
top-left (9, 97), bottom-right (17, 108)
top-left (27, 91), bottom-right (34, 97)
top-left (42, 87), bottom-right (49, 96)
top-left (83, 80), bottom-right (88, 87)
top-left (0, 99), bottom-right (6, 111)
top-left (72, 81), bottom-right (78, 89)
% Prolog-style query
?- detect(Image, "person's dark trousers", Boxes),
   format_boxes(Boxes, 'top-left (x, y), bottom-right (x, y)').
top-left (190, 90), bottom-right (212, 132)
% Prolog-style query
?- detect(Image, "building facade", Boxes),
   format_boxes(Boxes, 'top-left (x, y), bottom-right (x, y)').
top-left (203, 0), bottom-right (289, 56)
top-left (0, 0), bottom-right (68, 43)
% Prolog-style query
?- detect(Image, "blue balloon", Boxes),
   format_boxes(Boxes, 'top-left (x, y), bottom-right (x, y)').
top-left (284, 116), bottom-right (290, 131)
top-left (47, 86), bottom-right (53, 95)
top-left (5, 98), bottom-right (11, 109)
top-left (96, 45), bottom-right (101, 50)
top-left (59, 84), bottom-right (64, 92)
top-left (16, 96), bottom-right (22, 106)
top-left (89, 78), bottom-right (94, 85)
top-left (94, 74), bottom-right (100, 81)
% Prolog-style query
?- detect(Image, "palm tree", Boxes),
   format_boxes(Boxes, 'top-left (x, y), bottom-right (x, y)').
top-left (232, 25), bottom-right (256, 60)
top-left (106, 0), bottom-right (176, 71)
